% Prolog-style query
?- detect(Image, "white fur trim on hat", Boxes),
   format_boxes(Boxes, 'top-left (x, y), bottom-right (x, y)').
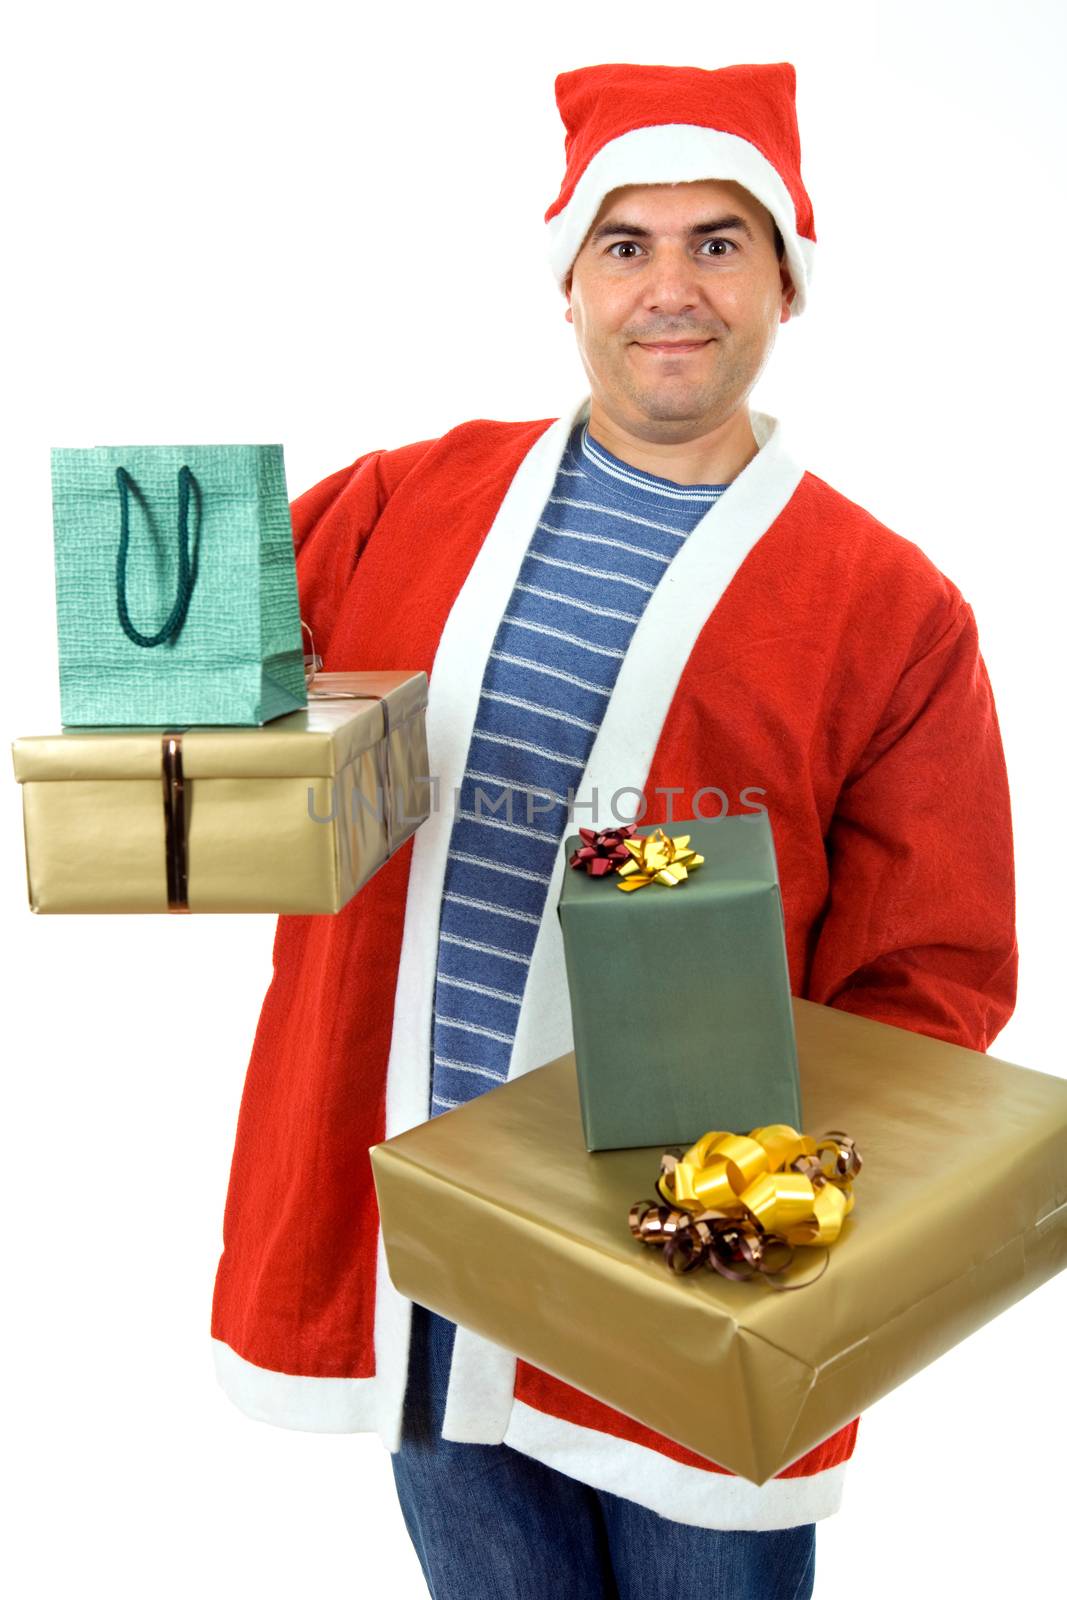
top-left (546, 123), bottom-right (814, 315)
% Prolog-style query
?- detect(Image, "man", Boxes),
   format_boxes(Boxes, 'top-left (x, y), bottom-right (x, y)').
top-left (210, 62), bottom-right (1017, 1598)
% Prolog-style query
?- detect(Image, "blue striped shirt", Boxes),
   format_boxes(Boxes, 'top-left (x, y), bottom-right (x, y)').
top-left (429, 422), bottom-right (727, 1116)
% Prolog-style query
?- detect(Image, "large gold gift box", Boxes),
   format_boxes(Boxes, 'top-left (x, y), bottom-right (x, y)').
top-left (370, 998), bottom-right (1067, 1486)
top-left (11, 671), bottom-right (429, 913)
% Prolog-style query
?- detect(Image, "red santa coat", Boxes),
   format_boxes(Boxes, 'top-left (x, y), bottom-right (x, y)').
top-left (211, 397), bottom-right (1018, 1531)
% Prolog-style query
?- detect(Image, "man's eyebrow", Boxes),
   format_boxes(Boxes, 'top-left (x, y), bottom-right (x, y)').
top-left (589, 213), bottom-right (757, 244)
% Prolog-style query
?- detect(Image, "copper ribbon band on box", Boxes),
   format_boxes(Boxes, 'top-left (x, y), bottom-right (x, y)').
top-left (629, 1124), bottom-right (862, 1292)
top-left (157, 626), bottom-right (397, 911)
top-left (161, 732), bottom-right (190, 912)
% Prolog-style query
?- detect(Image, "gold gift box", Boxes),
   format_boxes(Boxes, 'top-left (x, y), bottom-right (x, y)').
top-left (370, 998), bottom-right (1067, 1485)
top-left (11, 671), bottom-right (429, 913)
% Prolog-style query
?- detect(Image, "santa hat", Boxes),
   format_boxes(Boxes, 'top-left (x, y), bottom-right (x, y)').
top-left (545, 62), bottom-right (816, 316)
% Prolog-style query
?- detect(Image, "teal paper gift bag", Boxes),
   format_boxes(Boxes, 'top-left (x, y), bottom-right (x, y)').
top-left (51, 444), bottom-right (307, 726)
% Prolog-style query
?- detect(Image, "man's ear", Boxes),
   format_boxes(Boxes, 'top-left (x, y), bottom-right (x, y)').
top-left (779, 264), bottom-right (797, 324)
top-left (564, 271), bottom-right (573, 325)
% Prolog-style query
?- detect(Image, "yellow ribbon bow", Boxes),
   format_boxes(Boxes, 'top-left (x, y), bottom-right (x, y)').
top-left (630, 1124), bottom-right (862, 1288)
top-left (659, 1125), bottom-right (859, 1246)
top-left (617, 828), bottom-right (705, 891)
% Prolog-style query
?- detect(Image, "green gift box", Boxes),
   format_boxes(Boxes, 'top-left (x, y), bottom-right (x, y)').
top-left (51, 444), bottom-right (307, 727)
top-left (557, 814), bottom-right (801, 1151)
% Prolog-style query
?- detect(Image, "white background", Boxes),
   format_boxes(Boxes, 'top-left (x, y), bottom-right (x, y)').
top-left (3, 2), bottom-right (1064, 1595)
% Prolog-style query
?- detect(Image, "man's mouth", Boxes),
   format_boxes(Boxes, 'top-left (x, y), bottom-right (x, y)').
top-left (632, 339), bottom-right (714, 354)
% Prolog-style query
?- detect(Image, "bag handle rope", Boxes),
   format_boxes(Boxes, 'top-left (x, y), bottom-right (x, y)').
top-left (115, 465), bottom-right (199, 647)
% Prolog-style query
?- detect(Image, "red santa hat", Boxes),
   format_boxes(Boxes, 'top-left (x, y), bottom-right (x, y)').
top-left (545, 61), bottom-right (816, 316)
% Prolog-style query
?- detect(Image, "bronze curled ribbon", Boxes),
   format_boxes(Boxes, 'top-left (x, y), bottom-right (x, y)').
top-left (568, 825), bottom-right (705, 890)
top-left (629, 1124), bottom-right (862, 1291)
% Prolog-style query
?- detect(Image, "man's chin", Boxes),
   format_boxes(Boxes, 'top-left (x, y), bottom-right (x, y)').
top-left (612, 371), bottom-right (714, 418)
top-left (631, 391), bottom-right (718, 425)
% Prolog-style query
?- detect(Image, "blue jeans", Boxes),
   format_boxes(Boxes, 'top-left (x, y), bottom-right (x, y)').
top-left (389, 1301), bottom-right (816, 1599)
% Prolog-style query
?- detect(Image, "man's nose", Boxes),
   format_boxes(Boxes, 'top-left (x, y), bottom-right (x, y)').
top-left (641, 246), bottom-right (703, 316)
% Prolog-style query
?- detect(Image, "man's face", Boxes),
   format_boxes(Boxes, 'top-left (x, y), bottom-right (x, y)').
top-left (565, 179), bottom-right (795, 440)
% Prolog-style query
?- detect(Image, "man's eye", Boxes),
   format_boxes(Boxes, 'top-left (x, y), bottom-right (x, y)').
top-left (700, 238), bottom-right (735, 256)
top-left (607, 241), bottom-right (644, 258)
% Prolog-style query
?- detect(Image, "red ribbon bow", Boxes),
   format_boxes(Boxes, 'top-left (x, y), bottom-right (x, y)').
top-left (568, 824), bottom-right (638, 877)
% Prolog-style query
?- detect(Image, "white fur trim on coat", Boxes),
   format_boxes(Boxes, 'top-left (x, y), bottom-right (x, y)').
top-left (503, 1400), bottom-right (850, 1531)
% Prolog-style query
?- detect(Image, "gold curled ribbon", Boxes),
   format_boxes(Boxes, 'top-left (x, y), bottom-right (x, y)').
top-left (628, 1123), bottom-right (862, 1290)
top-left (616, 828), bottom-right (705, 891)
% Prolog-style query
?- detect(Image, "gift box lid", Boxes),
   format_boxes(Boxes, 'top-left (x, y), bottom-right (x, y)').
top-left (11, 671), bottom-right (428, 782)
top-left (560, 812), bottom-right (782, 908)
